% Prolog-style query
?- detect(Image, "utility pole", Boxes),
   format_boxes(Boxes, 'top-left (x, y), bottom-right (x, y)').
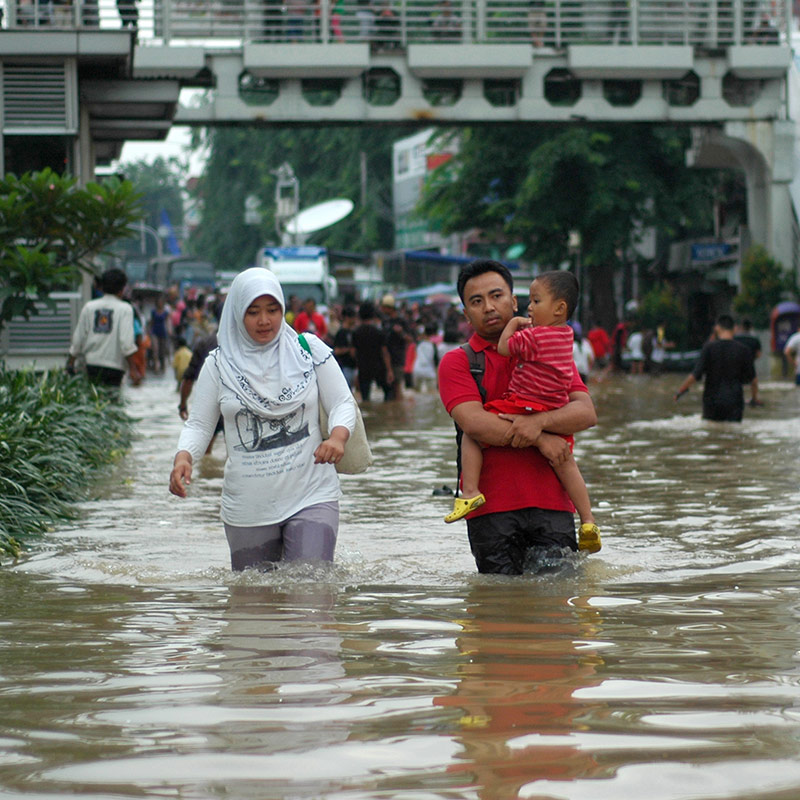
top-left (273, 162), bottom-right (299, 244)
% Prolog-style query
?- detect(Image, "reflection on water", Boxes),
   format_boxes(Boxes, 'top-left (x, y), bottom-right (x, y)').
top-left (2, 372), bottom-right (800, 798)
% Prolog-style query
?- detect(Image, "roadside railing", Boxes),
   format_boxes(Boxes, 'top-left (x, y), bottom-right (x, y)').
top-left (1, 0), bottom-right (792, 48)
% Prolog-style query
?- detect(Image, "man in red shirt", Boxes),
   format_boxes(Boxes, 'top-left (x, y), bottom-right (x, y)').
top-left (586, 323), bottom-right (611, 365)
top-left (293, 297), bottom-right (328, 341)
top-left (438, 260), bottom-right (597, 574)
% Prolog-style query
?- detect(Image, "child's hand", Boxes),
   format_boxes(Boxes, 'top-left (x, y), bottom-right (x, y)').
top-left (507, 315), bottom-right (531, 333)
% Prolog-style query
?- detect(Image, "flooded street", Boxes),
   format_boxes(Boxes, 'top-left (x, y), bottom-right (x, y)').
top-left (3, 370), bottom-right (800, 799)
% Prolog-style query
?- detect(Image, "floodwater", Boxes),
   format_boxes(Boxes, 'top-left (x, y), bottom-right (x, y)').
top-left (3, 370), bottom-right (800, 800)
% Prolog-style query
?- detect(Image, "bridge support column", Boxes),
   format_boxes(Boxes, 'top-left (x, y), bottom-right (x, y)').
top-left (688, 120), bottom-right (798, 280)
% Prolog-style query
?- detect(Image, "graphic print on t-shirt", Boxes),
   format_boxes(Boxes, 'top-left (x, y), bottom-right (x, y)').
top-left (93, 308), bottom-right (114, 334)
top-left (233, 405), bottom-right (309, 451)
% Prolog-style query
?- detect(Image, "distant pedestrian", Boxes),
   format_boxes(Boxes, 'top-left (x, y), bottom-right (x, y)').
top-left (571, 322), bottom-right (595, 384)
top-left (380, 293), bottom-right (413, 400)
top-left (149, 295), bottom-right (171, 374)
top-left (735, 318), bottom-right (763, 405)
top-left (293, 297), bottom-right (328, 342)
top-left (413, 322), bottom-right (440, 391)
top-left (675, 314), bottom-right (756, 421)
top-left (332, 306), bottom-right (357, 389)
top-left (117, 0), bottom-right (138, 27)
top-left (587, 321), bottom-right (611, 368)
top-left (352, 301), bottom-right (394, 402)
top-left (66, 268), bottom-right (141, 388)
top-left (783, 328), bottom-right (800, 386)
top-left (625, 327), bottom-right (645, 374)
top-left (172, 337), bottom-right (193, 390)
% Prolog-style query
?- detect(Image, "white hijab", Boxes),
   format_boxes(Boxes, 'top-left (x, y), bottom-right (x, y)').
top-left (215, 267), bottom-right (321, 417)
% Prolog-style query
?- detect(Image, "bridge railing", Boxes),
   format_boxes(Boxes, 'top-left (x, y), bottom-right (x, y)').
top-left (2, 0), bottom-right (792, 48)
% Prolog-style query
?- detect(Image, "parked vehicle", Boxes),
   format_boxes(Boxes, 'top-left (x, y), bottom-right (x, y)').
top-left (148, 256), bottom-right (216, 296)
top-left (259, 246), bottom-right (338, 307)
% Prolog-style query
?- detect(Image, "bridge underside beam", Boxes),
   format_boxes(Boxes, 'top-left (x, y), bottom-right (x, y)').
top-left (156, 46), bottom-right (790, 126)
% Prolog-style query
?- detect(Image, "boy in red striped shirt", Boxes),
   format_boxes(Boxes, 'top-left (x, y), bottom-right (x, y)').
top-left (446, 270), bottom-right (600, 553)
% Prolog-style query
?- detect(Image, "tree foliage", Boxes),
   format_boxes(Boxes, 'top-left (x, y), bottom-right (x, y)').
top-left (189, 125), bottom-right (416, 270)
top-left (637, 282), bottom-right (689, 349)
top-left (419, 124), bottom-right (718, 329)
top-left (120, 157), bottom-right (185, 232)
top-left (0, 169), bottom-right (144, 330)
top-left (112, 157), bottom-right (187, 260)
top-left (734, 244), bottom-right (793, 328)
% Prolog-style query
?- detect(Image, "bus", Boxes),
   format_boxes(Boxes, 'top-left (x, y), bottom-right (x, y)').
top-left (148, 256), bottom-right (216, 295)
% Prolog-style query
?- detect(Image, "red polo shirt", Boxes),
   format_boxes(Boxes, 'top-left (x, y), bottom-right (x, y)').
top-left (293, 310), bottom-right (328, 340)
top-left (438, 333), bottom-right (588, 518)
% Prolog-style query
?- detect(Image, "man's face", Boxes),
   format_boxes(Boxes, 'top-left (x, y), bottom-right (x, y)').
top-left (461, 271), bottom-right (517, 341)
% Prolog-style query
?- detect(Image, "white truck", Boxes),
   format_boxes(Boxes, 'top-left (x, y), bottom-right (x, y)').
top-left (260, 246), bottom-right (338, 308)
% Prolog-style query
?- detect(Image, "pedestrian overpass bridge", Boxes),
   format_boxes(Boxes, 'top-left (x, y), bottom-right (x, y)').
top-left (0, 0), bottom-right (798, 268)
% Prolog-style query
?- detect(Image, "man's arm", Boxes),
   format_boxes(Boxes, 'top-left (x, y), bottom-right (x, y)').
top-left (675, 372), bottom-right (696, 400)
top-left (784, 339), bottom-right (798, 370)
top-left (452, 391), bottom-right (596, 450)
top-left (498, 391), bottom-right (597, 448)
top-left (382, 344), bottom-right (395, 385)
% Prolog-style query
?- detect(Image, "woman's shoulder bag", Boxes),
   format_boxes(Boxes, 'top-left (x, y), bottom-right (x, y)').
top-left (299, 334), bottom-right (373, 474)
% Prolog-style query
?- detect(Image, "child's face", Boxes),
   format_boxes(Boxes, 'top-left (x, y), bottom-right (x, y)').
top-left (528, 279), bottom-right (562, 326)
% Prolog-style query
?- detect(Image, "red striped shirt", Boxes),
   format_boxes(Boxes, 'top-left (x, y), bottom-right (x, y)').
top-left (507, 324), bottom-right (574, 407)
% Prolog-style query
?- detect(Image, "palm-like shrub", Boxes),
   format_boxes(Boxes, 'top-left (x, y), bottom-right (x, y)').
top-left (0, 369), bottom-right (133, 560)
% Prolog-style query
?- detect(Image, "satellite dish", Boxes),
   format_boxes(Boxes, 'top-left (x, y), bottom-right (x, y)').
top-left (285, 198), bottom-right (354, 236)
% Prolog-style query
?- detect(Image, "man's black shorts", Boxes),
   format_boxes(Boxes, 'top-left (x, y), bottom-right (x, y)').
top-left (86, 364), bottom-right (126, 387)
top-left (466, 507), bottom-right (577, 575)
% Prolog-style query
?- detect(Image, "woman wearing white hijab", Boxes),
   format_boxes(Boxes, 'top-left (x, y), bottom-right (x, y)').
top-left (169, 268), bottom-right (357, 570)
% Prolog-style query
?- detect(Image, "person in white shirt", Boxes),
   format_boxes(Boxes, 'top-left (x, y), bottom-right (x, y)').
top-left (412, 322), bottom-right (440, 391)
top-left (783, 329), bottom-right (800, 386)
top-left (570, 322), bottom-right (595, 384)
top-left (66, 268), bottom-right (140, 388)
top-left (169, 268), bottom-right (357, 571)
top-left (625, 328), bottom-right (645, 374)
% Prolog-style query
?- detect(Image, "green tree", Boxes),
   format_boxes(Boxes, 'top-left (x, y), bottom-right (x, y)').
top-left (419, 125), bottom-right (718, 330)
top-left (0, 169), bottom-right (143, 331)
top-left (637, 282), bottom-right (689, 349)
top-left (113, 158), bottom-right (186, 260)
top-left (190, 125), bottom-right (414, 270)
top-left (734, 244), bottom-right (793, 328)
top-left (121, 157), bottom-right (185, 233)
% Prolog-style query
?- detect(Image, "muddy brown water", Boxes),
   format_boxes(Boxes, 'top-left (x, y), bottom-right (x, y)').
top-left (2, 371), bottom-right (800, 799)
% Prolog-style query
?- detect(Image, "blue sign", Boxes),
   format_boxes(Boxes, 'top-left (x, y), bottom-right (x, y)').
top-left (691, 242), bottom-right (733, 262)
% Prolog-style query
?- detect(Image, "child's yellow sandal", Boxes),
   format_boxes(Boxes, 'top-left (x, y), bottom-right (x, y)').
top-left (444, 494), bottom-right (486, 524)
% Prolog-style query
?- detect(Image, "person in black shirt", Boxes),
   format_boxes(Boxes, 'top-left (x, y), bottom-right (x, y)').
top-left (332, 306), bottom-right (358, 389)
top-left (675, 315), bottom-right (756, 422)
top-left (178, 332), bottom-right (223, 453)
top-left (352, 301), bottom-right (394, 402)
top-left (734, 317), bottom-right (763, 406)
top-left (380, 293), bottom-right (413, 400)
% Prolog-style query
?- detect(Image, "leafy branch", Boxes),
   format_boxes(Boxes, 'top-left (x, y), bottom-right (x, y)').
top-left (0, 169), bottom-right (144, 331)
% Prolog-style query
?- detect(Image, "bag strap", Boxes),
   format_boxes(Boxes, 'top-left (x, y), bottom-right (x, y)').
top-left (461, 342), bottom-right (486, 403)
top-left (298, 333), bottom-right (311, 355)
top-left (453, 342), bottom-right (487, 495)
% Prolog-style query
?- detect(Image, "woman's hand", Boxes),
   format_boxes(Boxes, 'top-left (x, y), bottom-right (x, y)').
top-left (314, 426), bottom-right (349, 465)
top-left (169, 451), bottom-right (193, 497)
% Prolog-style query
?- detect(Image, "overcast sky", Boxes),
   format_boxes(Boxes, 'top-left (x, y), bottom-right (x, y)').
top-left (115, 125), bottom-right (207, 177)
